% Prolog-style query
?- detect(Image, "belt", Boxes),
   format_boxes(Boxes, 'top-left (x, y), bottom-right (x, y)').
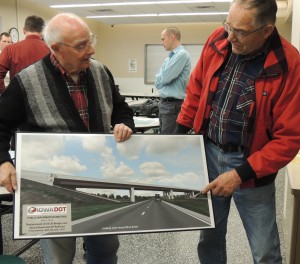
top-left (207, 138), bottom-right (244, 153)
top-left (161, 97), bottom-right (184, 102)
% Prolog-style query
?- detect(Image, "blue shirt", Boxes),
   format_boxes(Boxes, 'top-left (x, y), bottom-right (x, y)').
top-left (155, 45), bottom-right (191, 99)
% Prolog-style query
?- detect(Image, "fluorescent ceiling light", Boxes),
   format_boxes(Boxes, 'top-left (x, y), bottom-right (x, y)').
top-left (87, 14), bottom-right (159, 18)
top-left (87, 12), bottom-right (229, 19)
top-left (51, 0), bottom-right (232, 9)
top-left (159, 12), bottom-right (229, 16)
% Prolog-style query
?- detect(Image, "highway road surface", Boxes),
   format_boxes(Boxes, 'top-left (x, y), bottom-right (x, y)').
top-left (71, 199), bottom-right (211, 235)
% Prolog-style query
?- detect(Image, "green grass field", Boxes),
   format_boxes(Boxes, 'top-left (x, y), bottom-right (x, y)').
top-left (164, 198), bottom-right (210, 216)
top-left (20, 179), bottom-right (130, 220)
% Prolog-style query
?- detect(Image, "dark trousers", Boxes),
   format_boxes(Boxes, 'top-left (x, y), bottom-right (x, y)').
top-left (158, 100), bottom-right (183, 134)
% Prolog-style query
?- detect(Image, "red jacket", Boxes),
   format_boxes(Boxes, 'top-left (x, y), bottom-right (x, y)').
top-left (0, 35), bottom-right (50, 93)
top-left (177, 27), bottom-right (300, 188)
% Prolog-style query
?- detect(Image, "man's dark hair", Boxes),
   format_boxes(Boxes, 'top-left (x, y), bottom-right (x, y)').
top-left (24, 15), bottom-right (45, 33)
top-left (233, 0), bottom-right (277, 26)
top-left (0, 32), bottom-right (10, 40)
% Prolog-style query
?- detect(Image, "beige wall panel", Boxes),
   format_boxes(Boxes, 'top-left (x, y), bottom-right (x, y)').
top-left (0, 0), bottom-right (293, 86)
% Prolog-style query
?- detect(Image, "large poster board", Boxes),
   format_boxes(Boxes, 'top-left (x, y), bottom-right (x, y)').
top-left (14, 133), bottom-right (214, 239)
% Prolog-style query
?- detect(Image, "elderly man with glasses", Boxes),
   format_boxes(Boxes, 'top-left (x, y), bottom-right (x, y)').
top-left (175, 0), bottom-right (300, 263)
top-left (0, 13), bottom-right (134, 264)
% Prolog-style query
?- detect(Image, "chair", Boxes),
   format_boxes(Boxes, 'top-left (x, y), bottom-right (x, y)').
top-left (0, 193), bottom-right (13, 255)
top-left (0, 193), bottom-right (39, 258)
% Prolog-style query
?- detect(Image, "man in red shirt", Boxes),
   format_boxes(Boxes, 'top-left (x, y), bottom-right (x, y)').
top-left (0, 32), bottom-right (12, 52)
top-left (0, 32), bottom-right (12, 88)
top-left (0, 15), bottom-right (50, 94)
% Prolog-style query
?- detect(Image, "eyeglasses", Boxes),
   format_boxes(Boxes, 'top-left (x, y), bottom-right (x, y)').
top-left (58, 34), bottom-right (97, 51)
top-left (223, 21), bottom-right (266, 39)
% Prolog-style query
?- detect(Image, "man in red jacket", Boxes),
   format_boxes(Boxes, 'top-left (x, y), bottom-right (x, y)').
top-left (0, 32), bottom-right (12, 87)
top-left (176, 0), bottom-right (300, 263)
top-left (0, 15), bottom-right (50, 94)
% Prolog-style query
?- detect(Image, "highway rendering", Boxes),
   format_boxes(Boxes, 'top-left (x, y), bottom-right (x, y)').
top-left (71, 199), bottom-right (211, 234)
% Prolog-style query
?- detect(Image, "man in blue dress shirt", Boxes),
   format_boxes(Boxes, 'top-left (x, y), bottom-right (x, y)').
top-left (155, 27), bottom-right (191, 134)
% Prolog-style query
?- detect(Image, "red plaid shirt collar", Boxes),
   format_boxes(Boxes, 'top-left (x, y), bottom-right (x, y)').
top-left (50, 54), bottom-right (89, 129)
top-left (50, 53), bottom-right (86, 80)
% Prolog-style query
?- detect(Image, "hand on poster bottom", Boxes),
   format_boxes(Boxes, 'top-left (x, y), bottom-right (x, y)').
top-left (202, 169), bottom-right (242, 197)
top-left (113, 123), bottom-right (133, 142)
top-left (0, 161), bottom-right (17, 193)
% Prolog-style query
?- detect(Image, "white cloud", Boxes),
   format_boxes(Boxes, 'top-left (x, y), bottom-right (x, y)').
top-left (80, 136), bottom-right (136, 180)
top-left (20, 134), bottom-right (65, 171)
top-left (20, 134), bottom-right (88, 175)
top-left (159, 171), bottom-right (204, 189)
top-left (139, 161), bottom-right (169, 178)
top-left (144, 135), bottom-right (200, 156)
top-left (117, 135), bottom-right (201, 159)
top-left (116, 137), bottom-right (144, 160)
top-left (81, 135), bottom-right (112, 155)
top-left (47, 155), bottom-right (87, 174)
top-left (101, 154), bottom-right (135, 181)
top-left (21, 134), bottom-right (64, 160)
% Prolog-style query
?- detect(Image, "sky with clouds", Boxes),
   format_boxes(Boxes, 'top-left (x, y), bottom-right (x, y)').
top-left (18, 133), bottom-right (208, 196)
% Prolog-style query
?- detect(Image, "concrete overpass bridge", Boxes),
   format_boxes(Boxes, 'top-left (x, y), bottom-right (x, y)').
top-left (21, 170), bottom-right (201, 202)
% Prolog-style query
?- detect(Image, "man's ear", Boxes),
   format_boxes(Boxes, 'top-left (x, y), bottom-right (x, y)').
top-left (263, 24), bottom-right (275, 39)
top-left (51, 43), bottom-right (63, 59)
top-left (51, 43), bottom-right (60, 53)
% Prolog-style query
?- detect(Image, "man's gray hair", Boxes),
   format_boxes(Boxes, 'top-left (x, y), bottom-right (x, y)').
top-left (43, 13), bottom-right (89, 50)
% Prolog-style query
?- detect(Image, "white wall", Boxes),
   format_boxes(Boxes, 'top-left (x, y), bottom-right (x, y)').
top-left (291, 0), bottom-right (300, 49)
top-left (115, 77), bottom-right (159, 97)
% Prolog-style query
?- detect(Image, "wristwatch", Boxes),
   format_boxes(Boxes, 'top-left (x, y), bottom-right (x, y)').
top-left (9, 27), bottom-right (19, 43)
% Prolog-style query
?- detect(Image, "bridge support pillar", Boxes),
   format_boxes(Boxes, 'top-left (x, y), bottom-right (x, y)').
top-left (170, 190), bottom-right (174, 199)
top-left (130, 188), bottom-right (135, 202)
